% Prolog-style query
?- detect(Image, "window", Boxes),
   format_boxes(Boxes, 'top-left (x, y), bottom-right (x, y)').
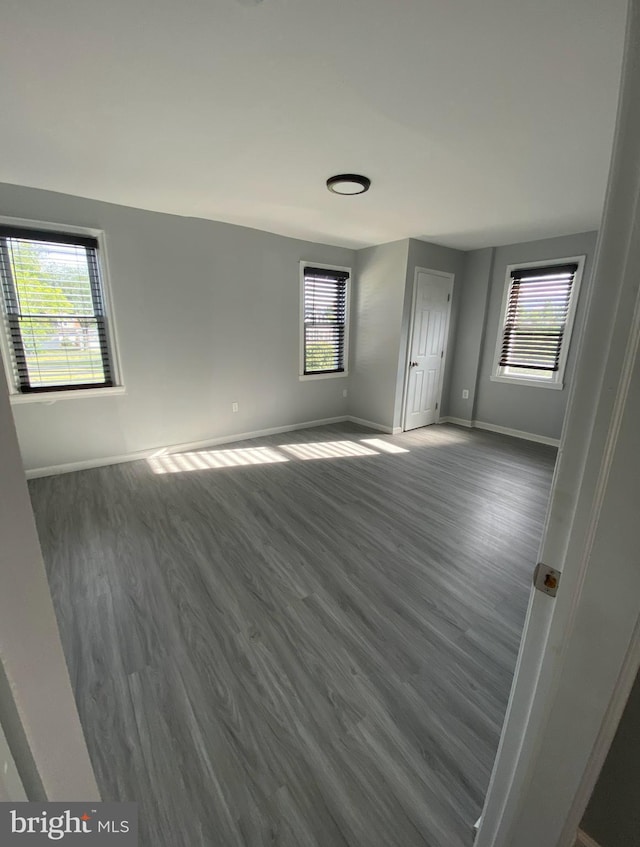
top-left (492, 258), bottom-right (585, 389)
top-left (300, 263), bottom-right (350, 378)
top-left (0, 225), bottom-right (118, 397)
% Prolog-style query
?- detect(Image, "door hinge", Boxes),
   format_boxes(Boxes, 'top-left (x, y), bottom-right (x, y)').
top-left (447, 293), bottom-right (451, 302)
top-left (435, 401), bottom-right (438, 410)
top-left (533, 563), bottom-right (561, 597)
top-left (440, 350), bottom-right (444, 358)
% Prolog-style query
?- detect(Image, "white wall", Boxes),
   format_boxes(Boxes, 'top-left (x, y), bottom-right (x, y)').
top-left (0, 182), bottom-right (355, 472)
top-left (0, 359), bottom-right (99, 800)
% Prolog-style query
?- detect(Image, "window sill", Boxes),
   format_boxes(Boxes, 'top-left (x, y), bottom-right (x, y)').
top-left (490, 375), bottom-right (564, 390)
top-left (299, 372), bottom-right (349, 381)
top-left (9, 385), bottom-right (126, 405)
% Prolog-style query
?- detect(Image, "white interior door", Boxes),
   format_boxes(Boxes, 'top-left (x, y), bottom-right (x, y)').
top-left (403, 270), bottom-right (452, 431)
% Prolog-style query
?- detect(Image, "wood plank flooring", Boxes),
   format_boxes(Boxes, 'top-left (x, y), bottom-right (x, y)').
top-left (28, 422), bottom-right (556, 847)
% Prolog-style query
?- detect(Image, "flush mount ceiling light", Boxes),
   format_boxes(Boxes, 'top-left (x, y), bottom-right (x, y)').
top-left (326, 174), bottom-right (371, 195)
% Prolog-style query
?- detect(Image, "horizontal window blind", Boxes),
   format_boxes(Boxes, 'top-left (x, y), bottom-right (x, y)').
top-left (499, 263), bottom-right (578, 373)
top-left (303, 266), bottom-right (348, 375)
top-left (0, 226), bottom-right (113, 393)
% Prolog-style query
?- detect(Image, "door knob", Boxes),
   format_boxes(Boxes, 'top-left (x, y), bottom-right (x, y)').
top-left (409, 361), bottom-right (418, 368)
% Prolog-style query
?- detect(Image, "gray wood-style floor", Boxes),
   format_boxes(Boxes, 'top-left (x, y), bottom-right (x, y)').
top-left (29, 422), bottom-right (556, 847)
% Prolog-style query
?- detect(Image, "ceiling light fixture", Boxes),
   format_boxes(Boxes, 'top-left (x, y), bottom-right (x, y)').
top-left (326, 174), bottom-right (371, 195)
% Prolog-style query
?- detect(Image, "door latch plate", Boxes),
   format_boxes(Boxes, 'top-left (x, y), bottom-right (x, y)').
top-left (533, 563), bottom-right (561, 597)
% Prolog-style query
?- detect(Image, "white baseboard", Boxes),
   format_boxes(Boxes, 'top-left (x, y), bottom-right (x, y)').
top-left (347, 415), bottom-right (394, 434)
top-left (26, 450), bottom-right (152, 479)
top-left (438, 416), bottom-right (559, 447)
top-left (25, 415), bottom-right (354, 479)
top-left (25, 413), bottom-right (557, 479)
top-left (574, 829), bottom-right (602, 847)
top-left (439, 416), bottom-right (473, 427)
top-left (473, 420), bottom-right (560, 447)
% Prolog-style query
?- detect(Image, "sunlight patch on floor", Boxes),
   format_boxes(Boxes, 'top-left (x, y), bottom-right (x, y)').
top-left (147, 436), bottom-right (413, 474)
top-left (410, 427), bottom-right (471, 445)
top-left (361, 438), bottom-right (409, 454)
top-left (279, 440), bottom-right (380, 461)
top-left (148, 446), bottom-right (289, 474)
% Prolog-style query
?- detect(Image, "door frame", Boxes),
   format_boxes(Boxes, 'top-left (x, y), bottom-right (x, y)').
top-left (401, 267), bottom-right (454, 432)
top-left (0, 359), bottom-right (100, 801)
top-left (476, 3), bottom-right (640, 844)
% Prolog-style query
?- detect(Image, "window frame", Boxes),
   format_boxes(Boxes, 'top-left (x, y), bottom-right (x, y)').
top-left (491, 255), bottom-right (586, 390)
top-left (299, 260), bottom-right (351, 381)
top-left (0, 216), bottom-right (124, 403)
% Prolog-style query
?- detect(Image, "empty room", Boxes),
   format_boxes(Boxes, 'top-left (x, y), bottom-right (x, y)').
top-left (1, 3), bottom-right (639, 847)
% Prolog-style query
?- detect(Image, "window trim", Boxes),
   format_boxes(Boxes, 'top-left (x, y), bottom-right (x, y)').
top-left (299, 260), bottom-right (351, 381)
top-left (0, 216), bottom-right (124, 403)
top-left (491, 255), bottom-right (586, 390)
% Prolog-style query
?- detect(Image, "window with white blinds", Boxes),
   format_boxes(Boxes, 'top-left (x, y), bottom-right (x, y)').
top-left (0, 226), bottom-right (115, 394)
top-left (301, 265), bottom-right (349, 376)
top-left (494, 259), bottom-right (584, 388)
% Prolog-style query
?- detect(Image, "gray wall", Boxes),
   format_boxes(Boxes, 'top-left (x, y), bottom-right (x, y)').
top-left (349, 239), bottom-right (410, 428)
top-left (349, 237), bottom-right (466, 431)
top-left (0, 183), bottom-right (354, 471)
top-left (448, 231), bottom-right (598, 439)
top-left (0, 181), bottom-right (601, 464)
top-left (581, 670), bottom-right (640, 847)
top-left (394, 239), bottom-right (466, 429)
top-left (446, 247), bottom-right (494, 421)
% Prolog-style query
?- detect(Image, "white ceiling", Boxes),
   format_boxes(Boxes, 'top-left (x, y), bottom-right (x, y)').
top-left (0, 0), bottom-right (628, 250)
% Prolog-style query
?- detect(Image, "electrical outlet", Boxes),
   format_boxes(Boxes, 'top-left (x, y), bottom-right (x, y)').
top-left (343, 389), bottom-right (348, 398)
top-left (462, 389), bottom-right (469, 399)
top-left (232, 402), bottom-right (239, 413)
